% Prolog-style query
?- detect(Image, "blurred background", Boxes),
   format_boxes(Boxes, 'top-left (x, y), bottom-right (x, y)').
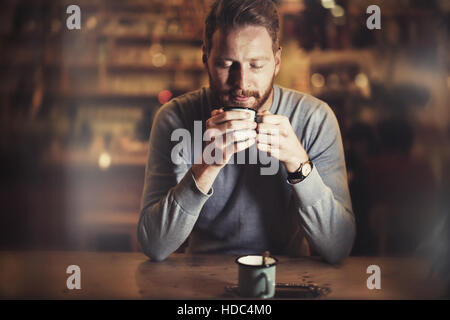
top-left (0, 0), bottom-right (448, 258)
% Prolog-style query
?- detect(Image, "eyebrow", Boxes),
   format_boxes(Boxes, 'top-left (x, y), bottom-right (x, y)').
top-left (215, 57), bottom-right (270, 62)
top-left (248, 57), bottom-right (270, 62)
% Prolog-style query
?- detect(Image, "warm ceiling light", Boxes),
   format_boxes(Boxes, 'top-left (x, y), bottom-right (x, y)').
top-left (86, 16), bottom-right (97, 30)
top-left (311, 73), bottom-right (325, 88)
top-left (331, 5), bottom-right (345, 17)
top-left (98, 152), bottom-right (111, 170)
top-left (321, 0), bottom-right (335, 9)
top-left (355, 73), bottom-right (369, 89)
top-left (152, 53), bottom-right (167, 67)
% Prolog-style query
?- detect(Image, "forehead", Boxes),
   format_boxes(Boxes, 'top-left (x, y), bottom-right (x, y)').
top-left (210, 25), bottom-right (273, 57)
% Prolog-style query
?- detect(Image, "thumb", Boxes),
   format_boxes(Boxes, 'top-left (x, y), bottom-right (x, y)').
top-left (211, 107), bottom-right (223, 117)
top-left (257, 109), bottom-right (271, 115)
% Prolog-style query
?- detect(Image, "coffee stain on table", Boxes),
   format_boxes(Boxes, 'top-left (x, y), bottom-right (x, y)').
top-left (223, 282), bottom-right (331, 299)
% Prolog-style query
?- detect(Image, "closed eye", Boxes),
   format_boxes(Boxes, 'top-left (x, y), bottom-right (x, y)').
top-left (215, 60), bottom-right (233, 68)
top-left (250, 64), bottom-right (264, 70)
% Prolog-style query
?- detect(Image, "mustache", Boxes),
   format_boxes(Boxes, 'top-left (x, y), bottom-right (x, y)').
top-left (227, 89), bottom-right (260, 98)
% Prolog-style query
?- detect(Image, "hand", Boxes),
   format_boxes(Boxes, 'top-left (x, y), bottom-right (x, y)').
top-left (202, 108), bottom-right (257, 168)
top-left (256, 110), bottom-right (309, 172)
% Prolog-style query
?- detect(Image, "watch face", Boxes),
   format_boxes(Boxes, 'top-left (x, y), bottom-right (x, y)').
top-left (301, 163), bottom-right (312, 176)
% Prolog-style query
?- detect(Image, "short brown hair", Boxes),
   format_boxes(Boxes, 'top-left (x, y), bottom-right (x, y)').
top-left (203, 0), bottom-right (280, 54)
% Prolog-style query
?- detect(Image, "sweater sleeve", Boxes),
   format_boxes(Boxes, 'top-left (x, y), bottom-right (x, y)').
top-left (290, 103), bottom-right (356, 264)
top-left (137, 104), bottom-right (213, 261)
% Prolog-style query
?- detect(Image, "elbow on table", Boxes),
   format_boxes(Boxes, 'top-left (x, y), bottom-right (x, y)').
top-left (139, 240), bottom-right (171, 262)
top-left (137, 221), bottom-right (170, 262)
top-left (322, 233), bottom-right (355, 265)
top-left (322, 250), bottom-right (348, 265)
top-left (146, 249), bottom-right (170, 262)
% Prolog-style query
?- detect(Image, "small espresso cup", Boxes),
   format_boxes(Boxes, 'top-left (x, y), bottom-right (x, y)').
top-left (235, 254), bottom-right (278, 299)
top-left (222, 107), bottom-right (257, 122)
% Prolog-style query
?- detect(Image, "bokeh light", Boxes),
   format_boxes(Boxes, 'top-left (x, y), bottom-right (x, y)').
top-left (311, 73), bottom-right (325, 88)
top-left (152, 53), bottom-right (167, 67)
top-left (355, 73), bottom-right (369, 89)
top-left (98, 152), bottom-right (112, 170)
top-left (158, 90), bottom-right (173, 104)
top-left (331, 5), bottom-right (345, 18)
top-left (321, 0), bottom-right (335, 9)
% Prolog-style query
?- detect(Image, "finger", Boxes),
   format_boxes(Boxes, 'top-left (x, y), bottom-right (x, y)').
top-left (208, 129), bottom-right (256, 149)
top-left (257, 113), bottom-right (284, 125)
top-left (230, 137), bottom-right (256, 154)
top-left (229, 129), bottom-right (257, 143)
top-left (207, 109), bottom-right (224, 128)
top-left (257, 142), bottom-right (280, 158)
top-left (212, 110), bottom-right (254, 124)
top-left (219, 129), bottom-right (256, 147)
top-left (205, 127), bottom-right (227, 141)
top-left (211, 107), bottom-right (223, 117)
top-left (208, 111), bottom-right (252, 127)
top-left (257, 123), bottom-right (283, 135)
top-left (215, 119), bottom-right (257, 134)
top-left (209, 134), bottom-right (256, 163)
top-left (256, 132), bottom-right (280, 147)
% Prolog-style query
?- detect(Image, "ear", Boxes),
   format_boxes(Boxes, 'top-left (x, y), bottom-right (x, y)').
top-left (202, 45), bottom-right (208, 65)
top-left (202, 45), bottom-right (210, 74)
top-left (274, 46), bottom-right (282, 76)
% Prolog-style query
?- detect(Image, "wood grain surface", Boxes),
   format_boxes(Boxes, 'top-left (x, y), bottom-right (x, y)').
top-left (0, 251), bottom-right (446, 299)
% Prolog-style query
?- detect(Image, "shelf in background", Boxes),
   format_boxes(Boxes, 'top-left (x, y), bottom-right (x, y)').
top-left (106, 63), bottom-right (204, 73)
top-left (1, 62), bottom-right (204, 73)
top-left (0, 61), bottom-right (205, 72)
top-left (56, 92), bottom-right (162, 104)
top-left (41, 146), bottom-right (148, 168)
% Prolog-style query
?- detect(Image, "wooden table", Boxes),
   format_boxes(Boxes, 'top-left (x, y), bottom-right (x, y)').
top-left (0, 251), bottom-right (446, 299)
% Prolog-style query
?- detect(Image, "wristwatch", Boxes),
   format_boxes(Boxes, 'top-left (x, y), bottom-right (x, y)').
top-left (287, 160), bottom-right (313, 184)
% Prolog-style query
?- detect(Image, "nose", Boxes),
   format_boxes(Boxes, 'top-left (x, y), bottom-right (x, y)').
top-left (227, 63), bottom-right (248, 90)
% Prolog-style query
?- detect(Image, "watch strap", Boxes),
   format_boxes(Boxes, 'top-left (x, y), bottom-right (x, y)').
top-left (287, 160), bottom-right (313, 182)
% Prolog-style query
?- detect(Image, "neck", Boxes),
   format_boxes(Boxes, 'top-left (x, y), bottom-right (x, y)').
top-left (256, 86), bottom-right (274, 113)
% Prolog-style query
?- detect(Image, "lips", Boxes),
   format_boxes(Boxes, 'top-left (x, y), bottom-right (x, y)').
top-left (233, 95), bottom-right (250, 101)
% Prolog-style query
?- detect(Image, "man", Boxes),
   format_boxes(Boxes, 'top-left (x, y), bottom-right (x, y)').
top-left (138, 0), bottom-right (355, 264)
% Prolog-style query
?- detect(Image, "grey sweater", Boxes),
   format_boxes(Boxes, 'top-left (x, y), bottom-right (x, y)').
top-left (138, 85), bottom-right (355, 264)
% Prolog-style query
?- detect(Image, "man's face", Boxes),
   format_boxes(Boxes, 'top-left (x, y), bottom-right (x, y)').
top-left (204, 25), bottom-right (281, 111)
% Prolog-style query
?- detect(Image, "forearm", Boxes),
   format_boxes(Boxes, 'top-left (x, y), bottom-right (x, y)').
top-left (191, 163), bottom-right (222, 194)
top-left (138, 169), bottom-right (213, 261)
top-left (291, 167), bottom-right (356, 264)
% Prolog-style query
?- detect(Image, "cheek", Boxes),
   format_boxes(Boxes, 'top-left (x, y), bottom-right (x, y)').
top-left (257, 69), bottom-right (275, 89)
top-left (255, 62), bottom-right (276, 89)
top-left (210, 68), bottom-right (229, 87)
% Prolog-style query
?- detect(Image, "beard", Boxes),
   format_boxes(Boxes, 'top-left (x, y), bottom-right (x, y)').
top-left (208, 72), bottom-right (275, 111)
